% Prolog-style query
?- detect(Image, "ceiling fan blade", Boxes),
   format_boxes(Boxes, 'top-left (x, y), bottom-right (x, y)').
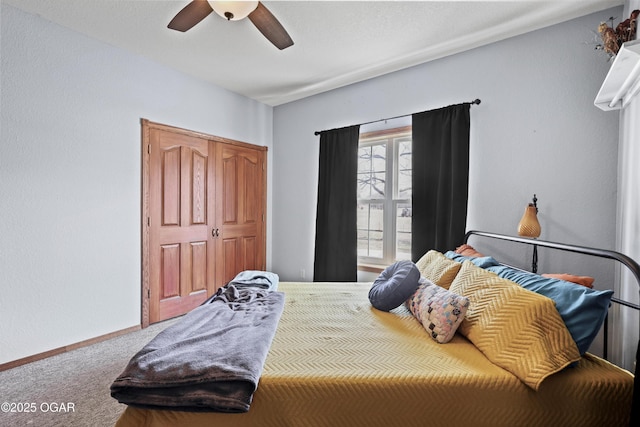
top-left (168, 0), bottom-right (214, 32)
top-left (248, 2), bottom-right (294, 50)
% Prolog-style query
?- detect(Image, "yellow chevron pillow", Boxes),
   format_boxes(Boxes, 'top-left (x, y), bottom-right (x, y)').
top-left (449, 261), bottom-right (581, 390)
top-left (415, 250), bottom-right (461, 289)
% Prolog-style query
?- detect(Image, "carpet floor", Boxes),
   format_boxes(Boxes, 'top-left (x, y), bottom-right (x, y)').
top-left (0, 318), bottom-right (179, 427)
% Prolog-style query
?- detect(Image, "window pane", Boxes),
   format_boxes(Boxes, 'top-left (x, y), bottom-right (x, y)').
top-left (357, 204), bottom-right (369, 257)
top-left (398, 139), bottom-right (411, 170)
top-left (358, 146), bottom-right (371, 173)
top-left (370, 172), bottom-right (385, 199)
top-left (357, 172), bottom-right (372, 199)
top-left (357, 171), bottom-right (385, 199)
top-left (357, 228), bottom-right (368, 257)
top-left (358, 144), bottom-right (386, 200)
top-left (396, 203), bottom-right (412, 260)
top-left (357, 203), bottom-right (384, 259)
top-left (397, 139), bottom-right (412, 199)
top-left (397, 169), bottom-right (411, 199)
top-left (369, 229), bottom-right (383, 258)
top-left (372, 144), bottom-right (386, 172)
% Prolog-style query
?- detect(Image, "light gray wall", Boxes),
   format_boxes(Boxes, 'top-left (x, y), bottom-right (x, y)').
top-left (617, 89), bottom-right (640, 369)
top-left (615, 0), bottom-right (640, 371)
top-left (272, 8), bottom-right (621, 286)
top-left (0, 4), bottom-right (273, 364)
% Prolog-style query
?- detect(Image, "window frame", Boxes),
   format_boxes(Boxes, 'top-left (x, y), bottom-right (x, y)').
top-left (357, 126), bottom-right (412, 268)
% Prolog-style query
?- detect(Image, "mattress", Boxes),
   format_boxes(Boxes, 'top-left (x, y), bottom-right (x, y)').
top-left (115, 282), bottom-right (633, 427)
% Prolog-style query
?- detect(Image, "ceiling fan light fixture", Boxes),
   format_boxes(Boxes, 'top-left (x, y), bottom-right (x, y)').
top-left (210, 1), bottom-right (259, 21)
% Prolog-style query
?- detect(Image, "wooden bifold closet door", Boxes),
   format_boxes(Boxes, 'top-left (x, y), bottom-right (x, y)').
top-left (141, 120), bottom-right (267, 326)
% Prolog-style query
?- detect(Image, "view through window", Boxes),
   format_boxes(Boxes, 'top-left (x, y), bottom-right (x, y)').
top-left (357, 123), bottom-right (411, 266)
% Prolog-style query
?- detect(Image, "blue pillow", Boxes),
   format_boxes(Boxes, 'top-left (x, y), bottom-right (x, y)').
top-left (486, 265), bottom-right (613, 355)
top-left (444, 251), bottom-right (500, 269)
top-left (369, 260), bottom-right (420, 311)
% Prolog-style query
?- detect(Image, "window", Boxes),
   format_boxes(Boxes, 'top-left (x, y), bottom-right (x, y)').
top-left (357, 126), bottom-right (411, 266)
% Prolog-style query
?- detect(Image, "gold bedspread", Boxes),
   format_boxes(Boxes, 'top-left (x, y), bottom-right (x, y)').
top-left (115, 282), bottom-right (633, 427)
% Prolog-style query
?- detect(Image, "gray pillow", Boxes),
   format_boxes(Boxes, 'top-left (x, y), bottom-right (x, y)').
top-left (368, 260), bottom-right (420, 311)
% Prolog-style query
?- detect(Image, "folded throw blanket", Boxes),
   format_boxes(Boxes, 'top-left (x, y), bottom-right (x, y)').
top-left (110, 285), bottom-right (285, 412)
top-left (229, 270), bottom-right (279, 291)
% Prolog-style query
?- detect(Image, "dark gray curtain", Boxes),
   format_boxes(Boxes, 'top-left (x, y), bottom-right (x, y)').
top-left (411, 104), bottom-right (470, 261)
top-left (313, 125), bottom-right (360, 282)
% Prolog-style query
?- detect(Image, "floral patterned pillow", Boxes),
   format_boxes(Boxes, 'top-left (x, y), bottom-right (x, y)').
top-left (406, 277), bottom-right (470, 343)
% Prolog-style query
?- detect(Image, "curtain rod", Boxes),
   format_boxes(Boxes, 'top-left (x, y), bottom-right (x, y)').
top-left (313, 99), bottom-right (481, 136)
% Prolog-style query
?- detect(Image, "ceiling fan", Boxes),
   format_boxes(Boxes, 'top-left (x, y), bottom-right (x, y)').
top-left (168, 1), bottom-right (294, 50)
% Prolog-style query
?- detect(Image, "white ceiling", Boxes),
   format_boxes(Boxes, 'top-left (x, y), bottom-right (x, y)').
top-left (4, 0), bottom-right (622, 106)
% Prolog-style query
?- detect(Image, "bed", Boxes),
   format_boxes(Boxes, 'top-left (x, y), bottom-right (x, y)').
top-left (113, 231), bottom-right (639, 427)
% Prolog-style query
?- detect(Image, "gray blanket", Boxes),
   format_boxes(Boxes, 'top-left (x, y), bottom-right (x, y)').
top-left (110, 285), bottom-right (285, 412)
top-left (229, 270), bottom-right (279, 291)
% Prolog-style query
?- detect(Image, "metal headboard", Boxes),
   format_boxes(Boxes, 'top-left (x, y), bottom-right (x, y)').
top-left (463, 230), bottom-right (640, 425)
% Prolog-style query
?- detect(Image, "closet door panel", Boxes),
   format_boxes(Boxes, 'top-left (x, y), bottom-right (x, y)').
top-left (215, 143), bottom-right (266, 285)
top-left (148, 127), bottom-right (216, 323)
